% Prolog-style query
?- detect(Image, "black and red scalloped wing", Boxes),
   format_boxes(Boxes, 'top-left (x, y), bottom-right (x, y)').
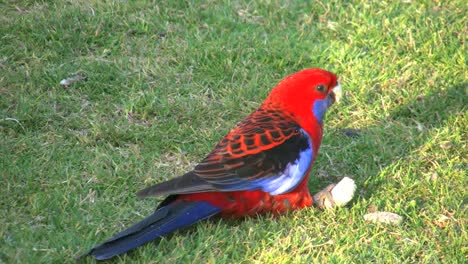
top-left (137, 108), bottom-right (313, 198)
top-left (193, 108), bottom-right (313, 194)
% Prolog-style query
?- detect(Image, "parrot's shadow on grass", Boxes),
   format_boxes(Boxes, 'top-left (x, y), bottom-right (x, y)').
top-left (311, 82), bottom-right (466, 204)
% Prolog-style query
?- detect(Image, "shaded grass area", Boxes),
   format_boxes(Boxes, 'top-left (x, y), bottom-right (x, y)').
top-left (1, 0), bottom-right (466, 263)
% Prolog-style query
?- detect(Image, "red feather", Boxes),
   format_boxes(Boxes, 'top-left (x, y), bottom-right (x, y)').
top-left (181, 176), bottom-right (313, 217)
top-left (177, 68), bottom-right (338, 216)
top-left (83, 68), bottom-right (340, 260)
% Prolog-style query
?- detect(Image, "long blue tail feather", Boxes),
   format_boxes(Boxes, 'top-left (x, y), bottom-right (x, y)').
top-left (80, 200), bottom-right (221, 260)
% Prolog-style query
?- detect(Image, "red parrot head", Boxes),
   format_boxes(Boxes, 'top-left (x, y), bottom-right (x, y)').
top-left (263, 68), bottom-right (342, 125)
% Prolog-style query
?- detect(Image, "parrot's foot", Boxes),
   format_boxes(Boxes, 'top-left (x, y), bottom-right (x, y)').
top-left (313, 177), bottom-right (356, 209)
top-left (313, 183), bottom-right (336, 209)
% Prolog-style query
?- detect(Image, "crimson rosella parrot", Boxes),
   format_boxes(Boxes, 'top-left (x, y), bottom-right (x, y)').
top-left (82, 68), bottom-right (345, 260)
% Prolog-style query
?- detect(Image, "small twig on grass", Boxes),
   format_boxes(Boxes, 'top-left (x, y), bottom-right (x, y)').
top-left (0, 117), bottom-right (25, 131)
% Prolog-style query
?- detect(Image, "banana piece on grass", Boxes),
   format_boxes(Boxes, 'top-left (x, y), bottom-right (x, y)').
top-left (313, 177), bottom-right (357, 209)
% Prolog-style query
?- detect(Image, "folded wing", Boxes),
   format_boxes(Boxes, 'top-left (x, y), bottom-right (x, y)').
top-left (137, 108), bottom-right (313, 198)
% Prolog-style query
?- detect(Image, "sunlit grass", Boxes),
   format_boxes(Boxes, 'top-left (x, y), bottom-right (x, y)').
top-left (1, 1), bottom-right (466, 263)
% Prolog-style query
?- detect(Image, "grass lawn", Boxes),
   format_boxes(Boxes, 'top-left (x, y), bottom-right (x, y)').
top-left (1, 0), bottom-right (466, 263)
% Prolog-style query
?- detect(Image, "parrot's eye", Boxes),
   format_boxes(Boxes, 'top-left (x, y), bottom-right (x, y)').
top-left (315, 84), bottom-right (327, 93)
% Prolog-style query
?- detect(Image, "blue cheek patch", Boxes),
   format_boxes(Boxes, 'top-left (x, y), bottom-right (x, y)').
top-left (312, 96), bottom-right (332, 123)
